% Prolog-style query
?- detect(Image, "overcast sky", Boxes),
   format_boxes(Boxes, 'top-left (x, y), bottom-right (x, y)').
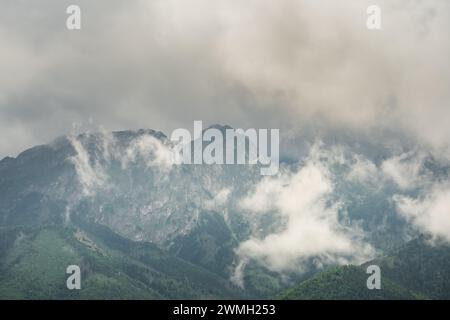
top-left (1, 0), bottom-right (449, 158)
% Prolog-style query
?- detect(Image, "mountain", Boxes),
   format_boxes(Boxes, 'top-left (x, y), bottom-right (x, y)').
top-left (0, 128), bottom-right (277, 298)
top-left (277, 265), bottom-right (418, 300)
top-left (365, 236), bottom-right (450, 299)
top-left (0, 128), bottom-right (261, 244)
top-left (278, 237), bottom-right (450, 300)
top-left (0, 224), bottom-right (243, 299)
top-left (1, 127), bottom-right (449, 299)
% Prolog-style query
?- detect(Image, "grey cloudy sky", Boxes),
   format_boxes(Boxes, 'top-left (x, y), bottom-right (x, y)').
top-left (1, 0), bottom-right (449, 158)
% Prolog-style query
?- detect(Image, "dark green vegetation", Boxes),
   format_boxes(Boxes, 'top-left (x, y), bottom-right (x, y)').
top-left (366, 236), bottom-right (450, 299)
top-left (169, 212), bottom-right (237, 277)
top-left (0, 224), bottom-right (243, 299)
top-left (2, 219), bottom-right (450, 299)
top-left (278, 237), bottom-right (450, 300)
top-left (278, 265), bottom-right (416, 300)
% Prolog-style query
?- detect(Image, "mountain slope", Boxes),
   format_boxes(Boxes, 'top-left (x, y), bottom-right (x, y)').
top-left (278, 237), bottom-right (450, 300)
top-left (366, 236), bottom-right (450, 299)
top-left (0, 224), bottom-right (243, 299)
top-left (1, 128), bottom-right (449, 299)
top-left (277, 265), bottom-right (418, 300)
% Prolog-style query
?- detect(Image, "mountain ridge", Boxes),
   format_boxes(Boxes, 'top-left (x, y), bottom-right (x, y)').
top-left (1, 127), bottom-right (450, 299)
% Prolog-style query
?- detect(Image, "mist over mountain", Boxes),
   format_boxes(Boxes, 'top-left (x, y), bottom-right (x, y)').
top-left (1, 126), bottom-right (449, 299)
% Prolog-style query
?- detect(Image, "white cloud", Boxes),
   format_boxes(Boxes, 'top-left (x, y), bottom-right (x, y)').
top-left (234, 148), bottom-right (373, 285)
top-left (121, 134), bottom-right (175, 170)
top-left (382, 151), bottom-right (428, 189)
top-left (68, 131), bottom-right (176, 196)
top-left (68, 136), bottom-right (108, 196)
top-left (394, 183), bottom-right (450, 242)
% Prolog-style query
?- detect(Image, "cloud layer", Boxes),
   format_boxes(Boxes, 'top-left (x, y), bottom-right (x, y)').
top-left (1, 0), bottom-right (449, 159)
top-left (394, 184), bottom-right (450, 242)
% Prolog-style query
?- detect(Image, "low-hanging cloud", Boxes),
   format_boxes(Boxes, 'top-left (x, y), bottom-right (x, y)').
top-left (68, 130), bottom-right (176, 196)
top-left (232, 147), bottom-right (374, 286)
top-left (394, 183), bottom-right (450, 242)
top-left (382, 150), bottom-right (450, 242)
top-left (121, 135), bottom-right (175, 170)
top-left (381, 150), bottom-right (429, 190)
top-left (68, 135), bottom-right (109, 196)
